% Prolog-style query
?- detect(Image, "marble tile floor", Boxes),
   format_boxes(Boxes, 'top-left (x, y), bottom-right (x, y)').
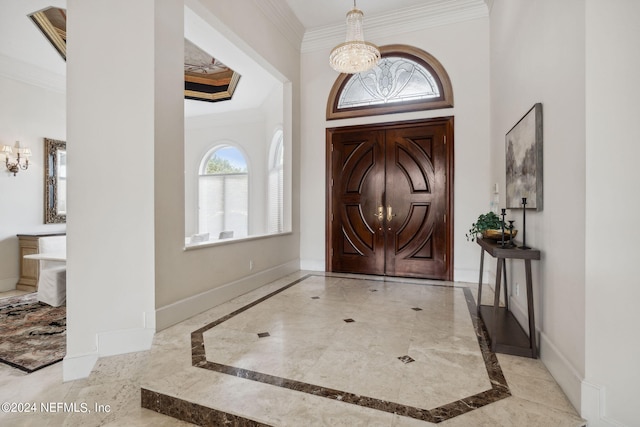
top-left (0, 272), bottom-right (586, 426)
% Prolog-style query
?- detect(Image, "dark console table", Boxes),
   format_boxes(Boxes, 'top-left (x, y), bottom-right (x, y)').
top-left (477, 238), bottom-right (540, 358)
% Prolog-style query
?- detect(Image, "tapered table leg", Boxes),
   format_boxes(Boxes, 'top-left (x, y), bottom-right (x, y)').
top-left (477, 247), bottom-right (485, 310)
top-left (502, 258), bottom-right (509, 311)
top-left (525, 259), bottom-right (537, 357)
top-left (491, 257), bottom-right (503, 351)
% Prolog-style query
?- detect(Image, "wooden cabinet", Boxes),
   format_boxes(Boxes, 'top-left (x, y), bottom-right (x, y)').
top-left (16, 232), bottom-right (65, 292)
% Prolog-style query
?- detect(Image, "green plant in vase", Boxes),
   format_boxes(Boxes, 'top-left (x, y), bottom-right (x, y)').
top-left (466, 212), bottom-right (503, 241)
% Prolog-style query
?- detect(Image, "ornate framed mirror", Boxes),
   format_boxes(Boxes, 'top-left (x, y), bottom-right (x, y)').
top-left (44, 138), bottom-right (66, 224)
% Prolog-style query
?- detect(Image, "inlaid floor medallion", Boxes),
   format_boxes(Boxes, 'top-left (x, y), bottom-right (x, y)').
top-left (177, 274), bottom-right (511, 424)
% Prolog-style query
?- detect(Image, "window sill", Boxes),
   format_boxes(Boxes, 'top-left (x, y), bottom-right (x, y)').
top-left (183, 231), bottom-right (293, 251)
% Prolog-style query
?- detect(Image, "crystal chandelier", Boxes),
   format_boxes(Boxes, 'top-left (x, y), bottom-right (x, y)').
top-left (329, 0), bottom-right (381, 74)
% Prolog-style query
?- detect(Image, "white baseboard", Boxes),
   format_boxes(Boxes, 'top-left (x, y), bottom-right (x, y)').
top-left (155, 259), bottom-right (299, 331)
top-left (538, 331), bottom-right (582, 413)
top-left (581, 381), bottom-right (626, 427)
top-left (505, 294), bottom-right (583, 415)
top-left (582, 381), bottom-right (604, 426)
top-left (581, 380), bottom-right (601, 426)
top-left (63, 351), bottom-right (99, 381)
top-left (63, 326), bottom-right (155, 381)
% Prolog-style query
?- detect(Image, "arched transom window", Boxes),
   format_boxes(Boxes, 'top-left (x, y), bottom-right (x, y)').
top-left (338, 56), bottom-right (441, 108)
top-left (327, 45), bottom-right (453, 120)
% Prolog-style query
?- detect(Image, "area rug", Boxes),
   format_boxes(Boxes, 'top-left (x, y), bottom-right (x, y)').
top-left (0, 293), bottom-right (66, 372)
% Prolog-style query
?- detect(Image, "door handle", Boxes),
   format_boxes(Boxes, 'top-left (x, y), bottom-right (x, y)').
top-left (374, 206), bottom-right (384, 222)
top-left (387, 205), bottom-right (396, 222)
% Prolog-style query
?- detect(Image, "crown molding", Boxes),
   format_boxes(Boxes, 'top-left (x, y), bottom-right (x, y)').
top-left (254, 0), bottom-right (305, 50)
top-left (0, 53), bottom-right (65, 93)
top-left (302, 0), bottom-right (488, 53)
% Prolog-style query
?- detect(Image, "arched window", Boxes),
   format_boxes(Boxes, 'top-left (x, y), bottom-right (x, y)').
top-left (327, 44), bottom-right (453, 120)
top-left (267, 129), bottom-right (284, 234)
top-left (198, 145), bottom-right (248, 240)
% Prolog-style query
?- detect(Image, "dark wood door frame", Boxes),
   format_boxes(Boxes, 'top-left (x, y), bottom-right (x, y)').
top-left (326, 117), bottom-right (454, 280)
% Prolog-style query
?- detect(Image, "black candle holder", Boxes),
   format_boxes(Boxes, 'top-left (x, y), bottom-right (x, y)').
top-left (520, 197), bottom-right (530, 249)
top-left (500, 208), bottom-right (507, 248)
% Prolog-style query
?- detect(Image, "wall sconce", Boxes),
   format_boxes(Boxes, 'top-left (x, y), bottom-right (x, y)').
top-left (2, 142), bottom-right (31, 176)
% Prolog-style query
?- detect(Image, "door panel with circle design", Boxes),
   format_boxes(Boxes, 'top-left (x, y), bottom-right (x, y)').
top-left (327, 118), bottom-right (453, 280)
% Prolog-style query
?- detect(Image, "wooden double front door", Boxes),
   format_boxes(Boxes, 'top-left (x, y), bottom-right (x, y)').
top-left (326, 118), bottom-right (453, 280)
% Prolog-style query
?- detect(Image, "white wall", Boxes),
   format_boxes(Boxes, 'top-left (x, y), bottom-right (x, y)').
top-left (185, 111), bottom-right (267, 237)
top-left (0, 0), bottom-right (68, 291)
top-left (0, 76), bottom-right (66, 292)
top-left (154, 0), bottom-right (301, 327)
top-left (489, 0), bottom-right (586, 412)
top-left (584, 1), bottom-right (640, 425)
top-left (65, 0), bottom-right (178, 380)
top-left (299, 18), bottom-right (491, 281)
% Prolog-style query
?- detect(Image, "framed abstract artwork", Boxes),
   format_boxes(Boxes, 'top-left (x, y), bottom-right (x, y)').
top-left (505, 103), bottom-right (543, 210)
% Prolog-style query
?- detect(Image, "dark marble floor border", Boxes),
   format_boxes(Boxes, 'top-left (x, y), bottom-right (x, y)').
top-left (141, 388), bottom-right (273, 427)
top-left (149, 274), bottom-right (512, 424)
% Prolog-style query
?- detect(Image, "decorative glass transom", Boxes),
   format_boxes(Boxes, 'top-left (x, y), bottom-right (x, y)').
top-left (337, 56), bottom-right (440, 109)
